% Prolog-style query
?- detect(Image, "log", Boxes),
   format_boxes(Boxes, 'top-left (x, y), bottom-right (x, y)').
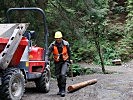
top-left (112, 59), bottom-right (122, 65)
top-left (67, 79), bottom-right (97, 92)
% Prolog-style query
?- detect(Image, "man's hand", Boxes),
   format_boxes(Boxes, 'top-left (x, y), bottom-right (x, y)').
top-left (68, 60), bottom-right (73, 64)
top-left (70, 60), bottom-right (73, 64)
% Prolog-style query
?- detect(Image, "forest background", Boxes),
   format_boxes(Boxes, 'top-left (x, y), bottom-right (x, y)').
top-left (0, 0), bottom-right (132, 73)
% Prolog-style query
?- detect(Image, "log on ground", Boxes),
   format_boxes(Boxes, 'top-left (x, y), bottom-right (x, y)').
top-left (67, 79), bottom-right (97, 92)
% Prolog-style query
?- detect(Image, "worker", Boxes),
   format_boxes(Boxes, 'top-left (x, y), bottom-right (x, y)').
top-left (45, 31), bottom-right (71, 97)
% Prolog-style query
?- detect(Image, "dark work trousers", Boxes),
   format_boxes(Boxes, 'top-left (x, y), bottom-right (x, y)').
top-left (55, 61), bottom-right (68, 92)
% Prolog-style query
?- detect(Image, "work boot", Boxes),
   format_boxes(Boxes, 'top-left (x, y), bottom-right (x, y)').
top-left (57, 91), bottom-right (61, 95)
top-left (60, 87), bottom-right (65, 97)
top-left (57, 87), bottom-right (61, 95)
top-left (60, 91), bottom-right (65, 97)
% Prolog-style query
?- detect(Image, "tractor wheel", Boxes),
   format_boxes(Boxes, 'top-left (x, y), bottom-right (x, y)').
top-left (0, 68), bottom-right (25, 100)
top-left (35, 64), bottom-right (51, 93)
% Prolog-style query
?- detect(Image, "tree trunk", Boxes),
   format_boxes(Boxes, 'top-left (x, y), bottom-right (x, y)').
top-left (95, 40), bottom-right (106, 73)
top-left (94, 31), bottom-right (106, 74)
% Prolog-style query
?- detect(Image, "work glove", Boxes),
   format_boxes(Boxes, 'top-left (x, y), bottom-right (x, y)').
top-left (67, 60), bottom-right (73, 64)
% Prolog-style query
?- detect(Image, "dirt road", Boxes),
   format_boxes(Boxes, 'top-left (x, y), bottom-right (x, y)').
top-left (22, 60), bottom-right (133, 100)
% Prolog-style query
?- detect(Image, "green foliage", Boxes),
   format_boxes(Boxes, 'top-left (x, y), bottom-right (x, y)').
top-left (119, 0), bottom-right (133, 61)
top-left (94, 43), bottom-right (120, 65)
top-left (107, 24), bottom-right (124, 42)
top-left (71, 64), bottom-right (83, 76)
top-left (113, 6), bottom-right (126, 14)
top-left (85, 68), bottom-right (96, 74)
top-left (126, 0), bottom-right (133, 32)
top-left (68, 63), bottom-right (99, 76)
top-left (71, 39), bottom-right (96, 63)
top-left (68, 63), bottom-right (95, 76)
top-left (116, 35), bottom-right (133, 61)
top-left (0, 0), bottom-right (132, 68)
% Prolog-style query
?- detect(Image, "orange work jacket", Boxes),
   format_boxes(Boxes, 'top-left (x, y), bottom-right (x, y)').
top-left (53, 45), bottom-right (69, 62)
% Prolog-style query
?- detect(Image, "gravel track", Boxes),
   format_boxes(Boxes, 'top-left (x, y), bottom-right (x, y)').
top-left (22, 60), bottom-right (133, 100)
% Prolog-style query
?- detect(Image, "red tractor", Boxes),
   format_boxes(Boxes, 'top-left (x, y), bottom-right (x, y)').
top-left (0, 8), bottom-right (50, 100)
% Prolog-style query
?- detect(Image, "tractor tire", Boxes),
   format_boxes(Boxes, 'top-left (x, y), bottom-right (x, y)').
top-left (0, 68), bottom-right (25, 100)
top-left (35, 64), bottom-right (51, 93)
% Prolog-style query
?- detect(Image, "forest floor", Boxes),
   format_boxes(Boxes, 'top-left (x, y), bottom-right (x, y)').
top-left (22, 60), bottom-right (133, 100)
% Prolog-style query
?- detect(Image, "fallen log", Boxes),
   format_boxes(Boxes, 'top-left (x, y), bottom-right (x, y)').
top-left (67, 79), bottom-right (97, 92)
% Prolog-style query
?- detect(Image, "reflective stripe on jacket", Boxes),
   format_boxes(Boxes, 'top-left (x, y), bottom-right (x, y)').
top-left (53, 45), bottom-right (69, 62)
